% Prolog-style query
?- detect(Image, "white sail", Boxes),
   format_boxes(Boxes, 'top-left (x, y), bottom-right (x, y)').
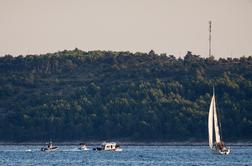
top-left (213, 94), bottom-right (221, 143)
top-left (208, 95), bottom-right (214, 149)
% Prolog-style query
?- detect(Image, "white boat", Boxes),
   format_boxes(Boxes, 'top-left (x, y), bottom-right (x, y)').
top-left (208, 87), bottom-right (231, 155)
top-left (41, 141), bottom-right (58, 152)
top-left (78, 143), bottom-right (89, 151)
top-left (93, 142), bottom-right (122, 151)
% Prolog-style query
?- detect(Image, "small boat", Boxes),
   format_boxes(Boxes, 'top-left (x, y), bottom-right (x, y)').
top-left (93, 142), bottom-right (122, 151)
top-left (78, 143), bottom-right (89, 151)
top-left (208, 87), bottom-right (231, 155)
top-left (41, 141), bottom-right (58, 152)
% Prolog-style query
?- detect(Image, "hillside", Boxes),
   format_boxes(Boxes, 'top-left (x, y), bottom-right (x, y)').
top-left (0, 49), bottom-right (252, 142)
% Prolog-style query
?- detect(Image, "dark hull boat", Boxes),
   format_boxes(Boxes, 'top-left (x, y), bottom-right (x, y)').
top-left (41, 146), bottom-right (58, 152)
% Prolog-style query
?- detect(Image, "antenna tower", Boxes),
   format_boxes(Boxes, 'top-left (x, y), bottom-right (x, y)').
top-left (209, 21), bottom-right (212, 58)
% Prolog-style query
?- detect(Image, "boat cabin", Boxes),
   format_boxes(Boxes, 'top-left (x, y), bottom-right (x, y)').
top-left (101, 142), bottom-right (120, 150)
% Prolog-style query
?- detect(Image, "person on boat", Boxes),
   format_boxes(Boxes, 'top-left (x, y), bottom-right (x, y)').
top-left (48, 141), bottom-right (53, 149)
top-left (220, 141), bottom-right (225, 149)
top-left (80, 143), bottom-right (86, 146)
top-left (79, 143), bottom-right (88, 150)
top-left (216, 141), bottom-right (225, 151)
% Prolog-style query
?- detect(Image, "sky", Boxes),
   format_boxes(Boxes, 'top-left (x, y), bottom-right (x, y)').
top-left (0, 0), bottom-right (252, 58)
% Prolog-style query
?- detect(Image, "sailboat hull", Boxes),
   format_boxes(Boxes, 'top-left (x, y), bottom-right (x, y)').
top-left (212, 146), bottom-right (231, 155)
top-left (218, 149), bottom-right (230, 155)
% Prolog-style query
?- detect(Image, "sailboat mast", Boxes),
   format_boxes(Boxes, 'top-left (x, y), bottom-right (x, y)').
top-left (213, 85), bottom-right (215, 96)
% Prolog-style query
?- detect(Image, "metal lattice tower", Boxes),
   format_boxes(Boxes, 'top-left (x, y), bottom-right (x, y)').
top-left (209, 21), bottom-right (212, 58)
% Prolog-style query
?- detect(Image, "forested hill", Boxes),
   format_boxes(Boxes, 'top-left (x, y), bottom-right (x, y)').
top-left (0, 49), bottom-right (252, 142)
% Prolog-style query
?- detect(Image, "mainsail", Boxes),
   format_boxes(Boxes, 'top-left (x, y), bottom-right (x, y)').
top-left (213, 95), bottom-right (221, 143)
top-left (208, 92), bottom-right (221, 149)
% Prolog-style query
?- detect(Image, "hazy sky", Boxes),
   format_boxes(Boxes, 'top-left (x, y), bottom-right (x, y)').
top-left (0, 0), bottom-right (252, 58)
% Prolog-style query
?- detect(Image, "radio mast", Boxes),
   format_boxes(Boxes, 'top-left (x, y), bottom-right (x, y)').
top-left (209, 21), bottom-right (212, 58)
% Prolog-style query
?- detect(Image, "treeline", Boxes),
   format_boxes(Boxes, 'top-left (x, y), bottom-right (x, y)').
top-left (0, 49), bottom-right (252, 142)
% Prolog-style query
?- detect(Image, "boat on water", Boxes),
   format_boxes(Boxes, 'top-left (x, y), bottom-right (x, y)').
top-left (41, 141), bottom-right (58, 152)
top-left (78, 143), bottom-right (89, 151)
top-left (208, 87), bottom-right (231, 155)
top-left (93, 142), bottom-right (122, 151)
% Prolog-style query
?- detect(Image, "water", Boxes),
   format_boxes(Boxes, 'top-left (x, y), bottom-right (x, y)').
top-left (0, 145), bottom-right (251, 166)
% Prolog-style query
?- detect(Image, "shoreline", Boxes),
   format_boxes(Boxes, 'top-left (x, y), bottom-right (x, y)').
top-left (0, 141), bottom-right (251, 146)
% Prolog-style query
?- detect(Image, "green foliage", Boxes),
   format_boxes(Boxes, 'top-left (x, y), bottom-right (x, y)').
top-left (0, 50), bottom-right (252, 141)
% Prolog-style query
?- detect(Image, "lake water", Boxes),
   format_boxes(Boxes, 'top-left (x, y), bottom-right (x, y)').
top-left (0, 145), bottom-right (251, 166)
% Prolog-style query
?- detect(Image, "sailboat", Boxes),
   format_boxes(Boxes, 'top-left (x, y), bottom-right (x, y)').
top-left (208, 87), bottom-right (231, 155)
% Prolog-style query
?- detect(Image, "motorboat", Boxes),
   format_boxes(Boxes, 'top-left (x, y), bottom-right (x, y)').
top-left (78, 143), bottom-right (89, 151)
top-left (93, 142), bottom-right (122, 151)
top-left (41, 141), bottom-right (58, 152)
